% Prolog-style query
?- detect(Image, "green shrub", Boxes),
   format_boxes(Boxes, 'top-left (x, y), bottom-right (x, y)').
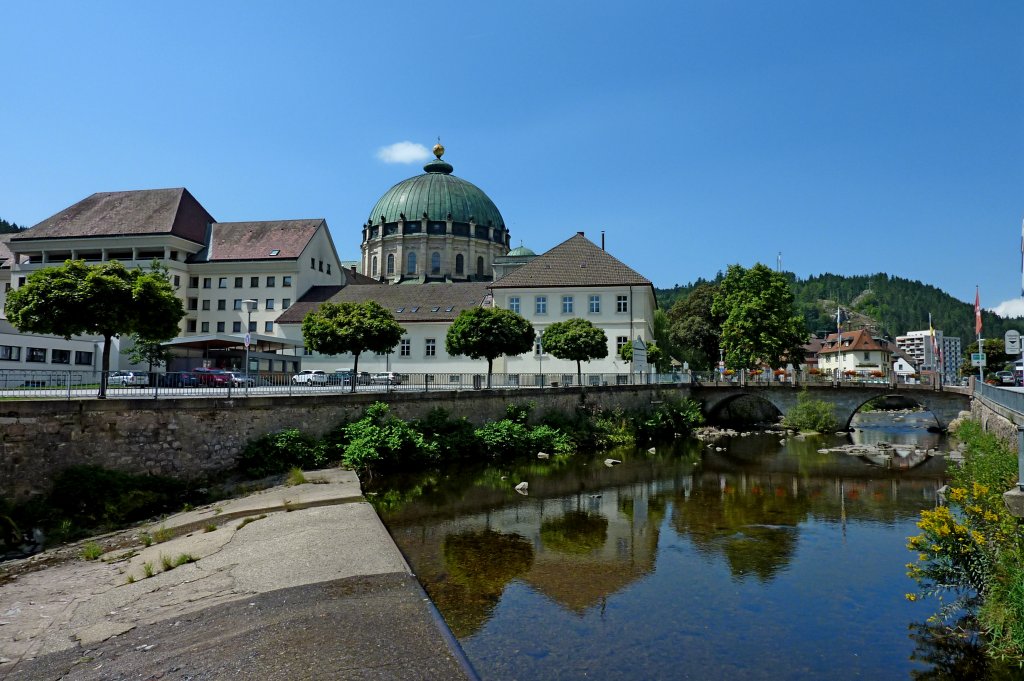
top-left (414, 408), bottom-right (481, 460)
top-left (782, 391), bottom-right (837, 432)
top-left (475, 420), bottom-right (532, 459)
top-left (342, 402), bottom-right (436, 472)
top-left (631, 397), bottom-right (705, 443)
top-left (528, 424), bottom-right (575, 455)
top-left (237, 428), bottom-right (327, 477)
top-left (505, 402), bottom-right (535, 425)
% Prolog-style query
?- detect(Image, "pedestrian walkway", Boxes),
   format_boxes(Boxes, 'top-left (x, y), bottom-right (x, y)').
top-left (0, 469), bottom-right (476, 680)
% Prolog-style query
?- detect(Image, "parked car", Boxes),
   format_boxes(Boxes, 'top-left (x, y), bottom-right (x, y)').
top-left (997, 370), bottom-right (1015, 385)
top-left (328, 370), bottom-right (371, 385)
top-left (227, 372), bottom-right (257, 387)
top-left (193, 368), bottom-right (232, 386)
top-left (292, 370), bottom-right (328, 385)
top-left (158, 372), bottom-right (200, 388)
top-left (108, 371), bottom-right (148, 387)
top-left (371, 372), bottom-right (402, 385)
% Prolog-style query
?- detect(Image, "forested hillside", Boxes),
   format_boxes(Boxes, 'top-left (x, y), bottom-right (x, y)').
top-left (657, 272), bottom-right (1022, 342)
top-left (0, 218), bottom-right (26, 234)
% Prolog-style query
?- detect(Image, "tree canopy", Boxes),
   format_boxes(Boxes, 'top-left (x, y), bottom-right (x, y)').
top-left (541, 318), bottom-right (608, 384)
top-left (301, 301), bottom-right (403, 390)
top-left (667, 283), bottom-right (724, 369)
top-left (4, 260), bottom-right (184, 397)
top-left (445, 307), bottom-right (534, 385)
top-left (711, 263), bottom-right (806, 370)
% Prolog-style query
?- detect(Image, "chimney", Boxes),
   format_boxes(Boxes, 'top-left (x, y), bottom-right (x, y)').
top-left (577, 231), bottom-right (584, 236)
top-left (601, 230), bottom-right (605, 250)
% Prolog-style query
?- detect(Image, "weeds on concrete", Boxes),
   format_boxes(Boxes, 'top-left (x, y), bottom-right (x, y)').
top-left (237, 514), bottom-right (267, 530)
top-left (285, 467), bottom-right (307, 486)
top-left (160, 554), bottom-right (174, 571)
top-left (139, 532), bottom-right (153, 547)
top-left (173, 553), bottom-right (196, 567)
top-left (203, 523), bottom-right (217, 533)
top-left (282, 499), bottom-right (294, 512)
top-left (80, 542), bottom-right (103, 561)
top-left (125, 574), bottom-right (136, 584)
top-left (152, 526), bottom-right (173, 543)
top-left (142, 562), bottom-right (155, 578)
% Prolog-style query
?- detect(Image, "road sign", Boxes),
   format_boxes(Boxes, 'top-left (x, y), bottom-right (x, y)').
top-left (244, 333), bottom-right (251, 349)
top-left (971, 352), bottom-right (986, 367)
top-left (1006, 330), bottom-right (1021, 355)
top-left (632, 337), bottom-right (647, 372)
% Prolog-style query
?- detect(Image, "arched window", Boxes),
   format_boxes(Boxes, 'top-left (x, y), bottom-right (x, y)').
top-left (431, 251), bottom-right (441, 274)
top-left (407, 252), bottom-right (417, 274)
top-left (476, 256), bottom-right (484, 276)
top-left (371, 256), bottom-right (378, 277)
top-left (386, 253), bottom-right (394, 275)
top-left (455, 254), bottom-right (464, 274)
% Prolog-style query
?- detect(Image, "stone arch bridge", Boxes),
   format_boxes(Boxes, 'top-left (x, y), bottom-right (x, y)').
top-left (688, 384), bottom-right (971, 429)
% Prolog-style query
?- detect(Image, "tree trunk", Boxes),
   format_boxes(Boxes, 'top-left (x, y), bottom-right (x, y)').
top-left (486, 357), bottom-right (493, 388)
top-left (99, 333), bottom-right (113, 399)
top-left (352, 352), bottom-right (361, 393)
top-left (577, 360), bottom-right (582, 387)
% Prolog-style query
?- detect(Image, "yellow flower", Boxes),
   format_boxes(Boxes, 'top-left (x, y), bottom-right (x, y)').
top-left (905, 593), bottom-right (918, 601)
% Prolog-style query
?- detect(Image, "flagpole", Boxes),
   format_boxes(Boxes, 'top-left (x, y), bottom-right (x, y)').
top-left (976, 285), bottom-right (984, 383)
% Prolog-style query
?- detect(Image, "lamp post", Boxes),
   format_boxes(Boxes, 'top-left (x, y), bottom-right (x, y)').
top-left (537, 333), bottom-right (543, 389)
top-left (242, 299), bottom-right (257, 395)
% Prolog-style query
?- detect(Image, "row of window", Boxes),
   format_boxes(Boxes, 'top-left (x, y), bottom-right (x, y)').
top-left (189, 275), bottom-right (295, 289)
top-left (186, 298), bottom-right (292, 312)
top-left (185, 320), bottom-right (275, 334)
top-left (0, 345), bottom-right (93, 365)
top-left (371, 252), bottom-right (486, 278)
top-left (508, 294), bottom-right (629, 315)
top-left (308, 335), bottom-right (632, 360)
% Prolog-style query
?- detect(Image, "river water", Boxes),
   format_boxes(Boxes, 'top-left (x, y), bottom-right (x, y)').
top-left (369, 413), bottom-right (1013, 680)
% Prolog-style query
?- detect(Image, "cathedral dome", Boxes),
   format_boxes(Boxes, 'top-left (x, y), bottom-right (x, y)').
top-left (366, 147), bottom-right (505, 229)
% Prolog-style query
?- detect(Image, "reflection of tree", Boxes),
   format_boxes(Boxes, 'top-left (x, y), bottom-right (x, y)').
top-left (434, 529), bottom-right (534, 638)
top-left (671, 480), bottom-right (810, 582)
top-left (908, 618), bottom-right (1018, 680)
top-left (540, 510), bottom-right (609, 555)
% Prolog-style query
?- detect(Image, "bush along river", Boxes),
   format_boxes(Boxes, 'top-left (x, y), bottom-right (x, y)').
top-left (367, 411), bottom-right (1021, 680)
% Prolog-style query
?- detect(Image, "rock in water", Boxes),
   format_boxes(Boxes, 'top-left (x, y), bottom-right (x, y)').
top-left (515, 481), bottom-right (529, 495)
top-left (537, 452), bottom-right (550, 459)
top-left (647, 447), bottom-right (656, 454)
top-left (604, 459), bottom-right (622, 467)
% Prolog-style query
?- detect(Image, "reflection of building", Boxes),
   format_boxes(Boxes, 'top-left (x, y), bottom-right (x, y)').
top-left (895, 330), bottom-right (961, 380)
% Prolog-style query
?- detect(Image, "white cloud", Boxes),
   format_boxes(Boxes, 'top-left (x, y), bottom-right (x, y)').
top-left (991, 298), bottom-right (1024, 318)
top-left (375, 141), bottom-right (431, 164)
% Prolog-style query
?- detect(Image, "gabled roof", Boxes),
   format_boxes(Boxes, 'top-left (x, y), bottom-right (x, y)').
top-left (818, 329), bottom-right (892, 355)
top-left (0, 235), bottom-right (23, 269)
top-left (14, 188), bottom-right (214, 244)
top-left (193, 219), bottom-right (326, 262)
top-left (276, 282), bottom-right (491, 325)
top-left (490, 233), bottom-right (650, 288)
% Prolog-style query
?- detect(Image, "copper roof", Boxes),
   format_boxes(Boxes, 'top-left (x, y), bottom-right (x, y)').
top-left (200, 219), bottom-right (325, 262)
top-left (14, 188), bottom-right (214, 244)
top-left (818, 329), bottom-right (892, 355)
top-left (491, 233), bottom-right (650, 288)
top-left (276, 282), bottom-right (492, 325)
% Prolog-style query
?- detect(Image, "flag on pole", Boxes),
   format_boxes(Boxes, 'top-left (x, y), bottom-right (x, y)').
top-left (929, 313), bottom-right (939, 369)
top-left (1020, 219), bottom-right (1024, 296)
top-left (975, 286), bottom-right (982, 336)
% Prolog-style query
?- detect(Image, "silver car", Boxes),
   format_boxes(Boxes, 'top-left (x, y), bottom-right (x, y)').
top-left (108, 371), bottom-right (147, 387)
top-left (292, 370), bottom-right (328, 385)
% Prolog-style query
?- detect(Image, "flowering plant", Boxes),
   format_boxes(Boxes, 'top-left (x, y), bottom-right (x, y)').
top-left (774, 369), bottom-right (786, 376)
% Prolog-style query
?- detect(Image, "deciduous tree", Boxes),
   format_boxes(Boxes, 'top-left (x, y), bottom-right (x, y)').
top-left (711, 263), bottom-right (807, 370)
top-left (4, 260), bottom-right (184, 397)
top-left (667, 283), bottom-right (724, 369)
top-left (541, 318), bottom-right (608, 385)
top-left (446, 307), bottom-right (534, 387)
top-left (301, 301), bottom-right (403, 391)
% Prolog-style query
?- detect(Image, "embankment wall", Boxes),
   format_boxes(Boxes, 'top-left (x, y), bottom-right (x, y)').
top-left (0, 385), bottom-right (676, 500)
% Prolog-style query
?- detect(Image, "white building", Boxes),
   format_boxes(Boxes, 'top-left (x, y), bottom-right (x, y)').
top-left (817, 329), bottom-right (893, 378)
top-left (895, 330), bottom-right (962, 382)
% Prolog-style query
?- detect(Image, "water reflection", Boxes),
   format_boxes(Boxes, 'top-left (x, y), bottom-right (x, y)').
top-left (369, 428), bottom-right (1015, 679)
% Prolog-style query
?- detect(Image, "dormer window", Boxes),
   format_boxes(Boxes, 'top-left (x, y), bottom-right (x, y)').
top-left (411, 307), bottom-right (419, 312)
top-left (269, 249), bottom-right (280, 256)
top-left (396, 307), bottom-right (405, 313)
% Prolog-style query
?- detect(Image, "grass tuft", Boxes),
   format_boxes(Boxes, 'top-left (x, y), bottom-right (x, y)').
top-left (80, 542), bottom-right (103, 561)
top-left (285, 467), bottom-right (307, 486)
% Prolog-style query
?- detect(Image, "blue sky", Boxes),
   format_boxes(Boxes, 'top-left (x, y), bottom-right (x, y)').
top-left (2, 2), bottom-right (1022, 318)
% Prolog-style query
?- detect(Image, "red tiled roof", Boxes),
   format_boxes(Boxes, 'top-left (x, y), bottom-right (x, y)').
top-left (818, 329), bottom-right (892, 355)
top-left (491, 233), bottom-right (650, 288)
top-left (14, 188), bottom-right (214, 244)
top-left (276, 282), bottom-right (491, 325)
top-left (204, 220), bottom-right (324, 261)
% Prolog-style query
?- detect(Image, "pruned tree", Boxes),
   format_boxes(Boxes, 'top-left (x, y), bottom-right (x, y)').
top-left (5, 260), bottom-right (184, 398)
top-left (541, 318), bottom-right (608, 385)
top-left (711, 263), bottom-right (807, 370)
top-left (667, 283), bottom-right (725, 370)
top-left (301, 301), bottom-right (404, 391)
top-left (446, 307), bottom-right (534, 387)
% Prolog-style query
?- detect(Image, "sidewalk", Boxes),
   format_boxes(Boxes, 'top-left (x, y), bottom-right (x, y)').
top-left (0, 469), bottom-right (476, 680)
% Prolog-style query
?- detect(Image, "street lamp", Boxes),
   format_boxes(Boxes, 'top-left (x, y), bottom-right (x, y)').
top-left (242, 299), bottom-right (257, 394)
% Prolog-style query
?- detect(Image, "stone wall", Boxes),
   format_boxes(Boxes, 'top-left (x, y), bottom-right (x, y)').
top-left (0, 385), bottom-right (677, 501)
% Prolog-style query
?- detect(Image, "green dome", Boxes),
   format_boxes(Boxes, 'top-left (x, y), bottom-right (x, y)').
top-left (367, 156), bottom-right (505, 228)
top-left (507, 245), bottom-right (536, 257)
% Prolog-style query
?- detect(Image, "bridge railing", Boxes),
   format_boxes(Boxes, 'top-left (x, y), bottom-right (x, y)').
top-left (976, 382), bottom-right (1024, 418)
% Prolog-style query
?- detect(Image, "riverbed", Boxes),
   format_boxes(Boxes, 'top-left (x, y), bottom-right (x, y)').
top-left (369, 414), bottom-right (1012, 679)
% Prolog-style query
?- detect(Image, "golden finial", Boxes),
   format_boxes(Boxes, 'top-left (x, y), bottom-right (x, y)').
top-left (433, 137), bottom-right (445, 159)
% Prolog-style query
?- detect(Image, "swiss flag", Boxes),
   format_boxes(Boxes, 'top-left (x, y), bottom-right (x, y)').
top-left (975, 287), bottom-right (982, 336)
